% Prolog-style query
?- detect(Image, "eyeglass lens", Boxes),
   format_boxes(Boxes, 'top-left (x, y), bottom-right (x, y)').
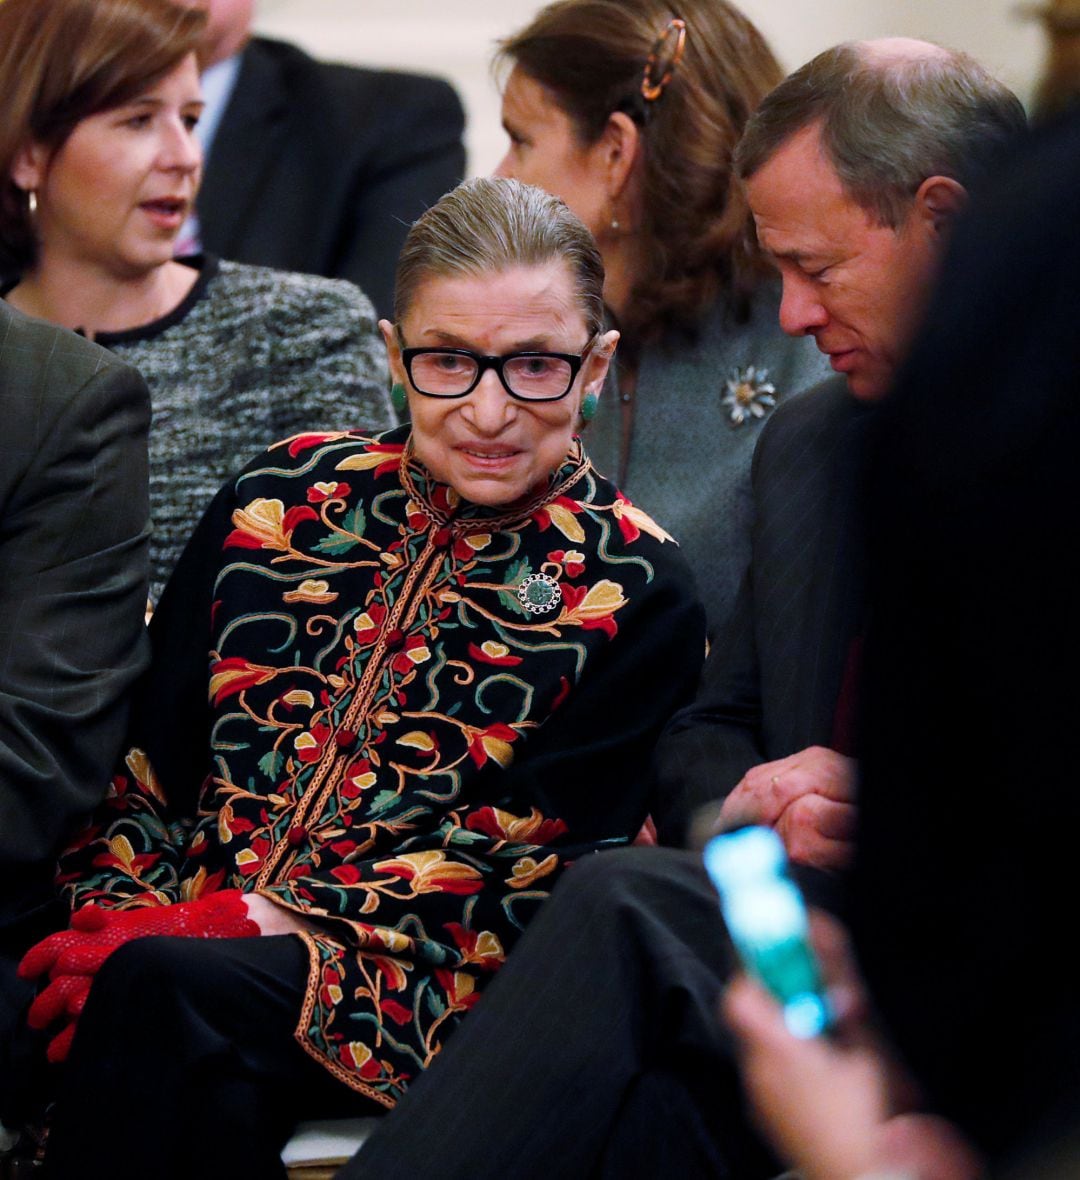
top-left (409, 352), bottom-right (575, 399)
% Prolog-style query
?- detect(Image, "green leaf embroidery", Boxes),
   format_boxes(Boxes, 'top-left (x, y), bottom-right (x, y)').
top-left (313, 506), bottom-right (367, 554)
top-left (257, 749), bottom-right (283, 780)
top-left (499, 558), bottom-right (532, 616)
top-left (369, 789), bottom-right (400, 816)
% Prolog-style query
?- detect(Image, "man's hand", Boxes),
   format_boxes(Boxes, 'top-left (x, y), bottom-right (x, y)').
top-left (717, 746), bottom-right (857, 870)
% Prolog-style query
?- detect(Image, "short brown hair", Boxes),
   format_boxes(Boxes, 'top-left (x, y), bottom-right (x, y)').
top-left (394, 177), bottom-right (606, 339)
top-left (0, 0), bottom-right (206, 272)
top-left (736, 42), bottom-right (1027, 228)
top-left (497, 0), bottom-right (783, 343)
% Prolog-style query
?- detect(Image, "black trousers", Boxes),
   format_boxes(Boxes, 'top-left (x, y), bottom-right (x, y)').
top-left (2, 900), bottom-right (66, 1127)
top-left (43, 935), bottom-right (379, 1180)
top-left (346, 847), bottom-right (783, 1180)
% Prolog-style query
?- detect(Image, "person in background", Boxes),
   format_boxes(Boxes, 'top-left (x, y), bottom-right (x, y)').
top-left (178, 0), bottom-right (467, 320)
top-left (18, 178), bottom-right (705, 1180)
top-left (495, 0), bottom-right (830, 632)
top-left (0, 0), bottom-right (394, 604)
top-left (344, 40), bottom-right (1026, 1180)
top-left (0, 304), bottom-right (150, 1146)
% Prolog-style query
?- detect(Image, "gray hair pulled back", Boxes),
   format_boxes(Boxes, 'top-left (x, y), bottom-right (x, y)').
top-left (736, 42), bottom-right (1026, 228)
top-left (393, 177), bottom-right (606, 336)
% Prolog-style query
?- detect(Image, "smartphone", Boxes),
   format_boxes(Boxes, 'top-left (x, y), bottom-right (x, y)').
top-left (703, 825), bottom-right (833, 1038)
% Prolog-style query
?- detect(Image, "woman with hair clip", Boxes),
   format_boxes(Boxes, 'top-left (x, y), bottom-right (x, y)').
top-left (0, 0), bottom-right (393, 606)
top-left (495, 0), bottom-right (830, 630)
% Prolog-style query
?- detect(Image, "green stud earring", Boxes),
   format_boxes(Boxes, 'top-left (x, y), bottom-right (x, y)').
top-left (390, 382), bottom-right (408, 416)
top-left (580, 391), bottom-right (599, 422)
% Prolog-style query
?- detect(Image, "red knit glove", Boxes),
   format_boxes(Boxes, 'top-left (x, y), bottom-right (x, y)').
top-left (18, 890), bottom-right (259, 1062)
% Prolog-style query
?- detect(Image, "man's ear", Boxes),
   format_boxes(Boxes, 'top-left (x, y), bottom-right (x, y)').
top-left (913, 175), bottom-right (968, 236)
top-left (592, 112), bottom-right (641, 203)
top-left (11, 141), bottom-right (48, 194)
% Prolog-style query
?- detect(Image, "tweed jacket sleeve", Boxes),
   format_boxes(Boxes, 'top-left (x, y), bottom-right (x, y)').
top-left (0, 314), bottom-right (150, 930)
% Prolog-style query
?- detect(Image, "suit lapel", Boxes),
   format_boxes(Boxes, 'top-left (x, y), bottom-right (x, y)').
top-left (196, 40), bottom-right (290, 256)
top-left (793, 396), bottom-right (871, 748)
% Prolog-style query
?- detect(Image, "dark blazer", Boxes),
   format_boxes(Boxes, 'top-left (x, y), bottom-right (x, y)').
top-left (652, 375), bottom-right (870, 848)
top-left (0, 301), bottom-right (150, 1115)
top-left (196, 36), bottom-right (466, 319)
top-left (852, 113), bottom-right (1080, 1167)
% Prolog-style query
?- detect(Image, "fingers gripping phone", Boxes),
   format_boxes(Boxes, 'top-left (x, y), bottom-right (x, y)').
top-left (704, 825), bottom-right (834, 1038)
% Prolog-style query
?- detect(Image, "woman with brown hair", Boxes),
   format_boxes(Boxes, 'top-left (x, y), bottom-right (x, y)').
top-left (0, 0), bottom-right (393, 605)
top-left (495, 0), bottom-right (830, 629)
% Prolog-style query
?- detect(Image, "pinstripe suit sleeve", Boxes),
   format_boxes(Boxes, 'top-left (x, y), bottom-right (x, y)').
top-left (650, 431), bottom-right (775, 847)
top-left (0, 319), bottom-right (151, 928)
top-left (650, 379), bottom-right (855, 848)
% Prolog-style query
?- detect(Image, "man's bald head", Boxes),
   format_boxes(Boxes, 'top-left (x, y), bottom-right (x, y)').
top-left (177, 0), bottom-right (255, 68)
top-left (736, 38), bottom-right (1025, 227)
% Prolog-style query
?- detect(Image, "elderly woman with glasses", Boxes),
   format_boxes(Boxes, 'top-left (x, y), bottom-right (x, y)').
top-left (19, 177), bottom-right (705, 1179)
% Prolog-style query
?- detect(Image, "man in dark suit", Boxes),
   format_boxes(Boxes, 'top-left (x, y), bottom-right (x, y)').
top-left (0, 302), bottom-right (151, 1132)
top-left (723, 109), bottom-right (1080, 1180)
top-left (343, 41), bottom-right (1026, 1180)
top-left (185, 0), bottom-right (466, 319)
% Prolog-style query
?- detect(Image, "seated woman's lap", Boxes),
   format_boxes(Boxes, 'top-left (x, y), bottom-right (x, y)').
top-left (45, 935), bottom-right (378, 1180)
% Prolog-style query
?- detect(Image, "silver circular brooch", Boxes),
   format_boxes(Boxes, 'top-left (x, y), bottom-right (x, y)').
top-left (517, 573), bottom-right (562, 615)
top-left (722, 364), bottom-right (777, 427)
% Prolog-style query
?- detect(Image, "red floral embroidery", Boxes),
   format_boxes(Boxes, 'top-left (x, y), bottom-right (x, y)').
top-left (465, 806), bottom-right (568, 846)
top-left (548, 549), bottom-right (586, 578)
top-left (466, 722), bottom-right (519, 769)
top-left (467, 641), bottom-right (523, 668)
top-left (208, 657), bottom-right (278, 705)
top-left (287, 432), bottom-right (346, 458)
top-left (379, 998), bottom-right (413, 1026)
top-left (532, 495), bottom-right (583, 532)
top-left (307, 481), bottom-right (351, 504)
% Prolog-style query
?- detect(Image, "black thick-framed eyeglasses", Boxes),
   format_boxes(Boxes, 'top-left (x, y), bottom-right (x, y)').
top-left (401, 340), bottom-right (594, 402)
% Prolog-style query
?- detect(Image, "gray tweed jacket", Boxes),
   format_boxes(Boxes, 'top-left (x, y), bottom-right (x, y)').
top-left (587, 288), bottom-right (831, 635)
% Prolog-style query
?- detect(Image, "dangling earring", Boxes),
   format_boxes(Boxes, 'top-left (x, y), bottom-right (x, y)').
top-left (610, 213), bottom-right (620, 233)
top-left (580, 391), bottom-right (599, 422)
top-left (390, 382), bottom-right (408, 416)
top-left (27, 190), bottom-right (38, 218)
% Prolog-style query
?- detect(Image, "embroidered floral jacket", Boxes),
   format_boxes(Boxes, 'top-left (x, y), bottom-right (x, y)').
top-left (56, 426), bottom-right (705, 1104)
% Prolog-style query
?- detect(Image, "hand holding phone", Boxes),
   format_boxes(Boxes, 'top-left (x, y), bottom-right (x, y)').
top-left (704, 825), bottom-right (833, 1038)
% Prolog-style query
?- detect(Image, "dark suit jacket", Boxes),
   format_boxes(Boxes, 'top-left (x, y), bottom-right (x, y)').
top-left (851, 113), bottom-right (1080, 1166)
top-left (652, 375), bottom-right (870, 850)
top-left (196, 36), bottom-right (466, 319)
top-left (0, 301), bottom-right (150, 1111)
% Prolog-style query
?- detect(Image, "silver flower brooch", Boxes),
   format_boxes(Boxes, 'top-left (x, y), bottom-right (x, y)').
top-left (722, 365), bottom-right (777, 427)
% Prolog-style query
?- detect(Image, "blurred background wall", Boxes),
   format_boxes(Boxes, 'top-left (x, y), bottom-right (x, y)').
top-left (254, 0), bottom-right (1048, 175)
